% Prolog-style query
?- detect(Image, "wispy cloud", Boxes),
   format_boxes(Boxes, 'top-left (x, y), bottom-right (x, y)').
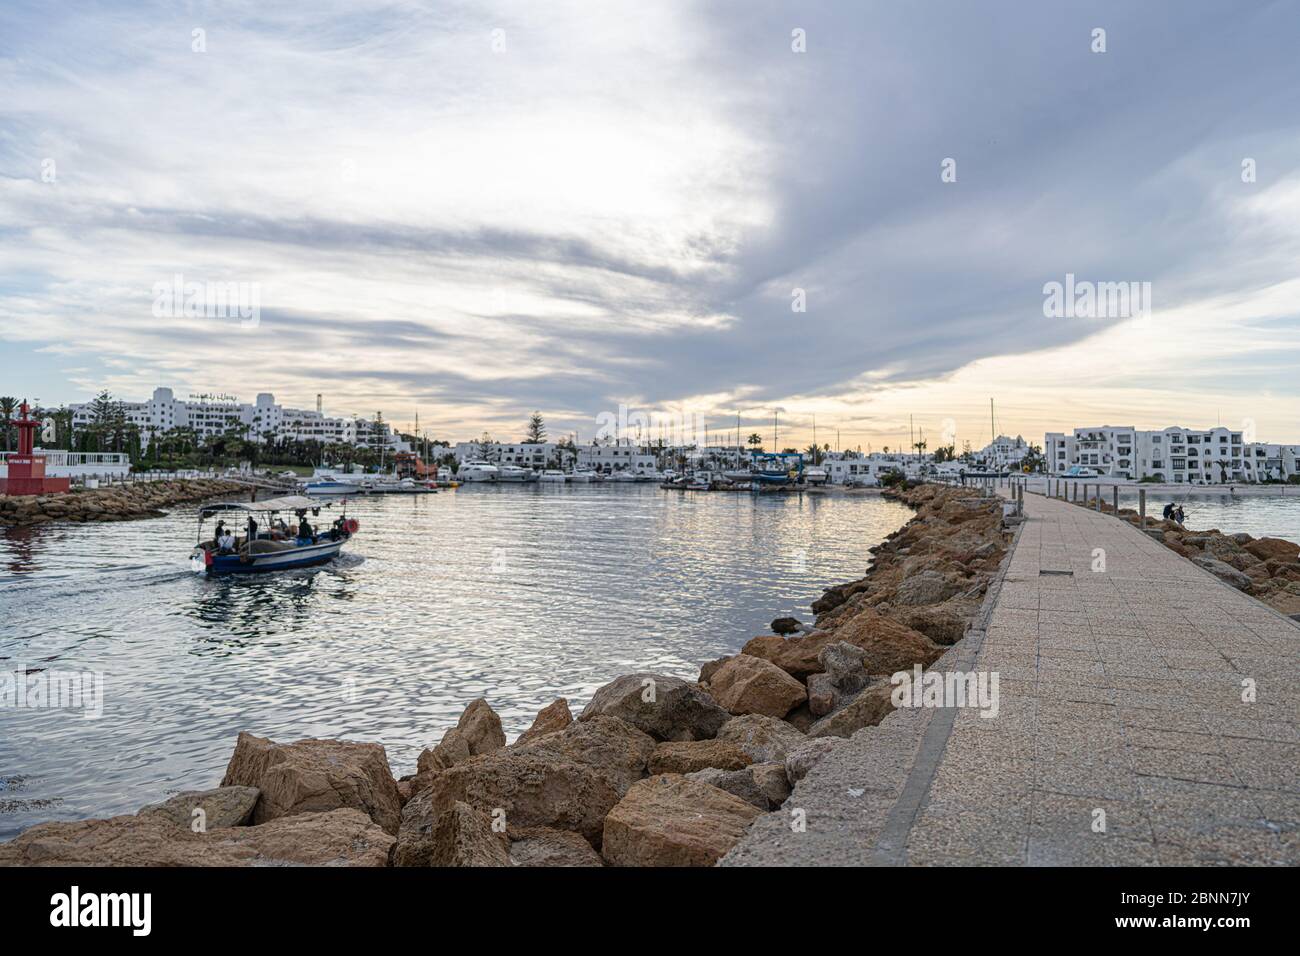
top-left (1, 0), bottom-right (1298, 447)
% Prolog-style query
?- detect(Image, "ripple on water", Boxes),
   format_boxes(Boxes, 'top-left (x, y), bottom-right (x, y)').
top-left (0, 484), bottom-right (913, 839)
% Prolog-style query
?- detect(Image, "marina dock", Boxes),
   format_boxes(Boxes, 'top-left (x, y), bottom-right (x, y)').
top-left (725, 488), bottom-right (1299, 866)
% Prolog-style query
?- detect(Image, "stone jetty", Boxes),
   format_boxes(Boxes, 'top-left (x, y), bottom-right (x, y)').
top-left (0, 479), bottom-right (245, 527)
top-left (0, 482), bottom-right (1012, 867)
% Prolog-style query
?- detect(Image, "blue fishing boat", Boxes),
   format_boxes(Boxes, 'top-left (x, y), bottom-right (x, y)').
top-left (190, 495), bottom-right (358, 575)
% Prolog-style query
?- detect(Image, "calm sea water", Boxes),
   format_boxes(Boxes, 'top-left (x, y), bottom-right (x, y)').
top-left (1113, 491), bottom-right (1300, 540)
top-left (0, 484), bottom-right (910, 840)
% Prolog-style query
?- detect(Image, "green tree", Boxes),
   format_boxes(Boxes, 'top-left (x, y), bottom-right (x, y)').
top-left (525, 411), bottom-right (546, 443)
top-left (746, 433), bottom-right (763, 451)
top-left (0, 396), bottom-right (16, 451)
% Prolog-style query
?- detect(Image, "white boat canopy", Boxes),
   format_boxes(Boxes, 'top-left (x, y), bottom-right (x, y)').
top-left (201, 495), bottom-right (327, 515)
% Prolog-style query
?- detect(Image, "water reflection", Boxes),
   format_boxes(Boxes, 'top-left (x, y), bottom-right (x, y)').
top-left (1, 485), bottom-right (912, 839)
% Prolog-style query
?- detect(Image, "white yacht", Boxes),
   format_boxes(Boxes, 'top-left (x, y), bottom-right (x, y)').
top-left (497, 465), bottom-right (534, 482)
top-left (539, 469), bottom-right (567, 483)
top-left (568, 470), bottom-right (596, 482)
top-left (608, 471), bottom-right (638, 483)
top-left (459, 461), bottom-right (499, 482)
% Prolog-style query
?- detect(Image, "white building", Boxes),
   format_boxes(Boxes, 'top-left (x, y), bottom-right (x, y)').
top-left (977, 434), bottom-right (1031, 470)
top-left (577, 441), bottom-right (656, 475)
top-left (451, 441), bottom-right (561, 470)
top-left (1045, 424), bottom-right (1276, 483)
top-left (70, 387), bottom-right (372, 448)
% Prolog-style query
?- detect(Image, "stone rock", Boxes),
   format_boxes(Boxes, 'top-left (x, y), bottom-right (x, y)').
top-left (418, 698), bottom-right (507, 775)
top-left (647, 739), bottom-right (753, 774)
top-left (515, 715), bottom-right (655, 795)
top-left (1245, 537), bottom-right (1300, 563)
top-left (714, 713), bottom-right (806, 763)
top-left (414, 749), bottom-right (620, 846)
top-left (390, 798), bottom-right (510, 867)
top-left (770, 616), bottom-right (802, 635)
top-left (1192, 556), bottom-right (1252, 591)
top-left (784, 737), bottom-right (840, 783)
top-left (601, 775), bottom-right (763, 866)
top-left (784, 703), bottom-right (815, 733)
top-left (685, 761), bottom-right (791, 810)
top-left (137, 786), bottom-right (260, 830)
top-left (893, 570), bottom-right (965, 606)
top-left (515, 698), bottom-right (573, 745)
top-left (887, 598), bottom-right (977, 645)
top-left (807, 683), bottom-right (896, 738)
top-left (0, 808), bottom-right (392, 866)
top-left (818, 641), bottom-right (870, 689)
top-left (706, 653), bottom-right (807, 718)
top-left (577, 673), bottom-right (730, 742)
top-left (697, 657), bottom-right (731, 684)
top-left (806, 672), bottom-right (837, 717)
top-left (221, 733), bottom-right (403, 834)
top-left (508, 827), bottom-right (605, 866)
top-left (744, 610), bottom-right (942, 677)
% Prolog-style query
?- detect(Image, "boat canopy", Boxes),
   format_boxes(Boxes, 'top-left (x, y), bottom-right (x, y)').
top-left (200, 495), bottom-right (328, 516)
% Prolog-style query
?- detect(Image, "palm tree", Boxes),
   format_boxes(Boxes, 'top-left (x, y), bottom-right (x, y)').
top-left (746, 433), bottom-right (763, 451)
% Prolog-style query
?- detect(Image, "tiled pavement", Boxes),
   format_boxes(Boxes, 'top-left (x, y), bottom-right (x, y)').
top-left (723, 490), bottom-right (1299, 866)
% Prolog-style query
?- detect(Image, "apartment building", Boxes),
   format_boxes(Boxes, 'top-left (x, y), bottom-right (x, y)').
top-left (71, 387), bottom-right (369, 447)
top-left (1044, 424), bottom-right (1284, 483)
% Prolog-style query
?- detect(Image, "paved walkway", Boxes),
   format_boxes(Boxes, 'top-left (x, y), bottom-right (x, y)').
top-left (723, 491), bottom-right (1299, 866)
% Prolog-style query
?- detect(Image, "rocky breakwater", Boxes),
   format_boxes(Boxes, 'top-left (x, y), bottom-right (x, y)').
top-left (0, 478), bottom-right (245, 527)
top-left (1118, 512), bottom-right (1300, 618)
top-left (0, 482), bottom-right (1009, 867)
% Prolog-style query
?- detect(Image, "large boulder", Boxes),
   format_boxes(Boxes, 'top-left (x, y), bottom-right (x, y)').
top-left (220, 733), bottom-right (403, 835)
top-left (411, 749), bottom-right (620, 847)
top-left (806, 642), bottom-right (871, 716)
top-left (509, 827), bottom-right (605, 867)
top-left (514, 715), bottom-right (655, 796)
top-left (137, 786), bottom-right (260, 830)
top-left (647, 740), bottom-right (753, 775)
top-left (807, 683), bottom-right (896, 738)
top-left (743, 610), bottom-right (942, 677)
top-left (577, 673), bottom-right (730, 742)
top-left (1245, 537), bottom-right (1300, 563)
top-left (714, 713), bottom-right (806, 763)
top-left (601, 775), bottom-right (763, 867)
top-left (893, 570), bottom-right (966, 606)
top-left (705, 654), bottom-right (807, 718)
top-left (685, 762), bottom-right (790, 810)
top-left (390, 798), bottom-right (510, 867)
top-left (886, 597), bottom-right (977, 645)
top-left (0, 808), bottom-right (393, 866)
top-left (515, 698), bottom-right (573, 745)
top-left (1192, 556), bottom-right (1252, 591)
top-left (417, 698), bottom-right (507, 775)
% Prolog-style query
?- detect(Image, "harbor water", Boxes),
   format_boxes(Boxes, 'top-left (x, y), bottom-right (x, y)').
top-left (0, 483), bottom-right (910, 839)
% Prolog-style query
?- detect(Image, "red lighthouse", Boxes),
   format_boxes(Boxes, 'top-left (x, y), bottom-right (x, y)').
top-left (0, 401), bottom-right (71, 496)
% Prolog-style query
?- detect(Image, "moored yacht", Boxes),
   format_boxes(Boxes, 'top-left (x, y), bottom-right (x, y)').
top-left (459, 460), bottom-right (499, 482)
top-left (539, 469), bottom-right (567, 482)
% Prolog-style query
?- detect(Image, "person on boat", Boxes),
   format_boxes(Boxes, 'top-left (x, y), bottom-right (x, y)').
top-left (246, 515), bottom-right (259, 542)
top-left (213, 519), bottom-right (226, 547)
top-left (217, 529), bottom-right (236, 553)
top-left (297, 514), bottom-right (314, 544)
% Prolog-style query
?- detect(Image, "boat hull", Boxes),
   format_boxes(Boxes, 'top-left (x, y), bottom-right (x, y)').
top-left (200, 538), bottom-right (346, 575)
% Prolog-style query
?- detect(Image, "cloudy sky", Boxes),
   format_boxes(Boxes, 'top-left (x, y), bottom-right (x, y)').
top-left (2, 0), bottom-right (1298, 450)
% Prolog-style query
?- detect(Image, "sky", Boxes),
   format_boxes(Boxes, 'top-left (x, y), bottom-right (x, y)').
top-left (1, 0), bottom-right (1299, 451)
